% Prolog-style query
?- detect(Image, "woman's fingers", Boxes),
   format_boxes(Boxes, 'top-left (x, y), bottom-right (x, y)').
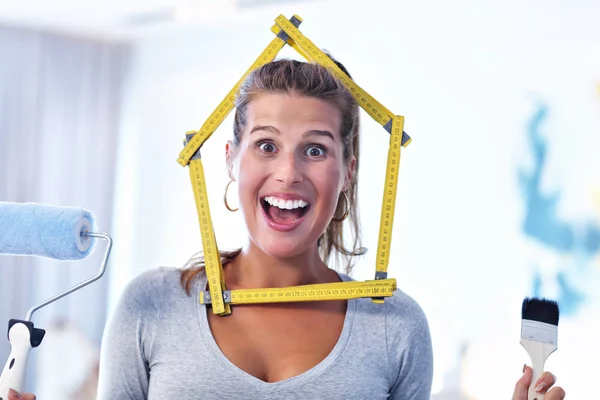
top-left (533, 371), bottom-right (557, 393)
top-left (514, 366), bottom-right (565, 400)
top-left (512, 366), bottom-right (533, 400)
top-left (545, 386), bottom-right (566, 400)
top-left (8, 389), bottom-right (36, 400)
top-left (520, 367), bottom-right (565, 400)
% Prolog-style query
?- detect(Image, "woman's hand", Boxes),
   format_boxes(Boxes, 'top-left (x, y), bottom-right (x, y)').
top-left (512, 366), bottom-right (565, 400)
top-left (8, 388), bottom-right (36, 400)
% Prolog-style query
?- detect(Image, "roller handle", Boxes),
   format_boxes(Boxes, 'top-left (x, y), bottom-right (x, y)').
top-left (0, 321), bottom-right (45, 399)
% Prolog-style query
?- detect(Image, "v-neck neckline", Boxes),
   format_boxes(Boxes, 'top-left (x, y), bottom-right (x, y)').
top-left (195, 272), bottom-right (357, 391)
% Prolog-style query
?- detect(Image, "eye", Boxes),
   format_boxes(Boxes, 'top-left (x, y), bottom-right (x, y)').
top-left (305, 145), bottom-right (326, 157)
top-left (257, 141), bottom-right (277, 153)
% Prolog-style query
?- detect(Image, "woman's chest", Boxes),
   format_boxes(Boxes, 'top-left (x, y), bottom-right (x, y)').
top-left (207, 303), bottom-right (346, 382)
top-left (147, 301), bottom-right (393, 399)
top-left (147, 346), bottom-right (391, 400)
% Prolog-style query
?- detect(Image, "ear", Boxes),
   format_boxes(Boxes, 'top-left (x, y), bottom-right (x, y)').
top-left (225, 140), bottom-right (237, 181)
top-left (342, 156), bottom-right (356, 192)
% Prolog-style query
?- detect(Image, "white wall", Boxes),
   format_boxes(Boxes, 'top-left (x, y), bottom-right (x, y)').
top-left (110, 0), bottom-right (600, 397)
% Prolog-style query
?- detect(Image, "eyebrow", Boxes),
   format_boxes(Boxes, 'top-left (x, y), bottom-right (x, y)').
top-left (250, 125), bottom-right (280, 135)
top-left (303, 130), bottom-right (335, 141)
top-left (249, 125), bottom-right (335, 141)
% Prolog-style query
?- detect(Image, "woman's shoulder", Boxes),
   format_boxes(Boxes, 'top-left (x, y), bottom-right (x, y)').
top-left (126, 265), bottom-right (182, 289)
top-left (117, 266), bottom-right (190, 308)
top-left (340, 272), bottom-right (429, 334)
top-left (384, 287), bottom-right (430, 335)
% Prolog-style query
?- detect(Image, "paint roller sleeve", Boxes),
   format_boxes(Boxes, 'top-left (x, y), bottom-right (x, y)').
top-left (0, 201), bottom-right (96, 260)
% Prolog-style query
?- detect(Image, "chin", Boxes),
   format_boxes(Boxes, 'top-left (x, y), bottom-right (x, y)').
top-left (257, 235), bottom-right (311, 259)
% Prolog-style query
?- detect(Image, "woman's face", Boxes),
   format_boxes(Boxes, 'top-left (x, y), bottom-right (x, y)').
top-left (227, 93), bottom-right (354, 258)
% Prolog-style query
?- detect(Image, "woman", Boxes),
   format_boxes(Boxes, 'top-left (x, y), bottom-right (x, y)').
top-left (8, 57), bottom-right (566, 400)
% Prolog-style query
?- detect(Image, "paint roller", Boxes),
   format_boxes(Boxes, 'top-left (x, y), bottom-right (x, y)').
top-left (0, 201), bottom-right (113, 399)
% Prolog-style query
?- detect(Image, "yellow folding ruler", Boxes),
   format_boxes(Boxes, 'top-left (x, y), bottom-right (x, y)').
top-left (179, 14), bottom-right (411, 315)
top-left (200, 279), bottom-right (397, 305)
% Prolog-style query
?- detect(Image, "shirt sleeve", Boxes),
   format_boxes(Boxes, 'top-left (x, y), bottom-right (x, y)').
top-left (96, 268), bottom-right (165, 400)
top-left (386, 290), bottom-right (434, 400)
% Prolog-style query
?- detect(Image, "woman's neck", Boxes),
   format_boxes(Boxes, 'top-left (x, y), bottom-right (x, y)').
top-left (223, 241), bottom-right (340, 289)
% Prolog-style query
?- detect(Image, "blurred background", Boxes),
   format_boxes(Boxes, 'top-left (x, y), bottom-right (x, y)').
top-left (1, 0), bottom-right (599, 398)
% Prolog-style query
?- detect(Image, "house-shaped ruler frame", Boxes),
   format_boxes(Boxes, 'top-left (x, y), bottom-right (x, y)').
top-left (177, 14), bottom-right (411, 316)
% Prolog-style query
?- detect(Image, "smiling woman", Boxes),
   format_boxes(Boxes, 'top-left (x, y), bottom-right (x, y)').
top-left (94, 57), bottom-right (434, 399)
top-left (85, 56), bottom-right (565, 400)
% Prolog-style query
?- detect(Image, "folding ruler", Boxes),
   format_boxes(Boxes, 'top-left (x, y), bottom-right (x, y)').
top-left (178, 14), bottom-right (411, 316)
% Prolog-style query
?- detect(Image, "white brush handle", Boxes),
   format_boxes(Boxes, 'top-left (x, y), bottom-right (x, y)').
top-left (0, 323), bottom-right (33, 399)
top-left (521, 339), bottom-right (557, 400)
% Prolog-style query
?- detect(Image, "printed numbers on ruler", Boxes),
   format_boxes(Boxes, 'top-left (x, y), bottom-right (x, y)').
top-left (376, 116), bottom-right (404, 275)
top-left (189, 159), bottom-right (230, 315)
top-left (201, 279), bottom-right (397, 305)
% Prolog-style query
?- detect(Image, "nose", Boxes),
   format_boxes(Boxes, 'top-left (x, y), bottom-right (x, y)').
top-left (274, 151), bottom-right (303, 185)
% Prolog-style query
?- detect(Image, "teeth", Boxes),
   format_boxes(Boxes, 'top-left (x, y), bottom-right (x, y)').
top-left (264, 196), bottom-right (308, 210)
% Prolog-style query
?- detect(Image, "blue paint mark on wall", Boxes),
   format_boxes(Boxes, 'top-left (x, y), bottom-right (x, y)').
top-left (519, 103), bottom-right (600, 316)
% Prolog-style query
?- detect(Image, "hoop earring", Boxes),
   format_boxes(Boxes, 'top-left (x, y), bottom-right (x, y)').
top-left (332, 191), bottom-right (350, 222)
top-left (224, 180), bottom-right (238, 212)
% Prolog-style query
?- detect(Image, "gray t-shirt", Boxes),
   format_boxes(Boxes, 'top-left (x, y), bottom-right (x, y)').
top-left (97, 266), bottom-right (433, 399)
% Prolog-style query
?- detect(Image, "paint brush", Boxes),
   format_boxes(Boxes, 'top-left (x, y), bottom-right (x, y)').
top-left (520, 297), bottom-right (560, 400)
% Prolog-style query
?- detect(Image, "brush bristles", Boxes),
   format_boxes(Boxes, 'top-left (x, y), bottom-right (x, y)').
top-left (522, 297), bottom-right (559, 326)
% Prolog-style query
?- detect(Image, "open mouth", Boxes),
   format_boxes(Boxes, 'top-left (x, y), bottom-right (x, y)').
top-left (261, 195), bottom-right (311, 227)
